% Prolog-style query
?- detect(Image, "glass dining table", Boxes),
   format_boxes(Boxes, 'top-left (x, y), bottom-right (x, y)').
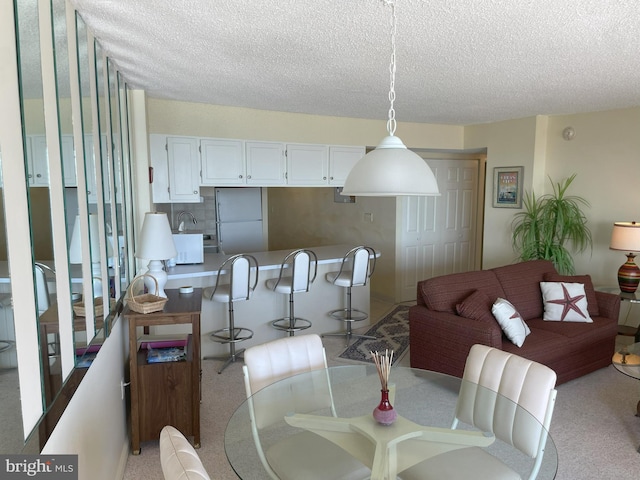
top-left (224, 365), bottom-right (558, 479)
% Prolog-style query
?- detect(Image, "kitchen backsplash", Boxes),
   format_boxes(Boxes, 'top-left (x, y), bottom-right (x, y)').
top-left (154, 186), bottom-right (217, 238)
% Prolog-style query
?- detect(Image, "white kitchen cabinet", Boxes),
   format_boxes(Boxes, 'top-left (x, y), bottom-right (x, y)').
top-left (285, 143), bottom-right (328, 185)
top-left (245, 141), bottom-right (285, 185)
top-left (150, 134), bottom-right (171, 203)
top-left (167, 137), bottom-right (200, 202)
top-left (328, 145), bottom-right (364, 185)
top-left (29, 135), bottom-right (49, 186)
top-left (61, 135), bottom-right (76, 187)
top-left (200, 138), bottom-right (245, 186)
top-left (149, 135), bottom-right (200, 203)
top-left (85, 134), bottom-right (111, 204)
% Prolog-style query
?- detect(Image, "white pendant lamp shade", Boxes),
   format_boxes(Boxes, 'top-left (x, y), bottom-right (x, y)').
top-left (135, 212), bottom-right (177, 261)
top-left (341, 135), bottom-right (440, 196)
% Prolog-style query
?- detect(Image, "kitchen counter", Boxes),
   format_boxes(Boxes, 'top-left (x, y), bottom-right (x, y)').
top-left (155, 244), bottom-right (379, 359)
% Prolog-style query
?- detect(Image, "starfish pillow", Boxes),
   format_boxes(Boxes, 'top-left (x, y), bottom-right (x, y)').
top-left (540, 281), bottom-right (593, 323)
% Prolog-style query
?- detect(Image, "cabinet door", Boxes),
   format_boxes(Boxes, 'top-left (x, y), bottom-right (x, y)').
top-left (167, 137), bottom-right (200, 202)
top-left (328, 145), bottom-right (365, 186)
top-left (245, 141), bottom-right (285, 185)
top-left (150, 134), bottom-right (171, 203)
top-left (29, 135), bottom-right (49, 186)
top-left (61, 135), bottom-right (76, 186)
top-left (286, 143), bottom-right (328, 185)
top-left (200, 138), bottom-right (245, 186)
top-left (85, 134), bottom-right (111, 204)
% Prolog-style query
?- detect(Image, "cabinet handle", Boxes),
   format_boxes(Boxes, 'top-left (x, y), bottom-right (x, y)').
top-left (247, 175), bottom-right (252, 179)
top-left (323, 176), bottom-right (327, 180)
top-left (37, 174), bottom-right (42, 178)
top-left (239, 175), bottom-right (243, 179)
top-left (330, 176), bottom-right (334, 180)
top-left (193, 191), bottom-right (198, 194)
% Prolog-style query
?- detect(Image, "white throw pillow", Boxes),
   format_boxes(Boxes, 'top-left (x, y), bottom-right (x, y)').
top-left (491, 298), bottom-right (531, 347)
top-left (540, 281), bottom-right (593, 323)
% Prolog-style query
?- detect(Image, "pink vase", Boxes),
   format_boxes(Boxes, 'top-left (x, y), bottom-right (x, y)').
top-left (372, 389), bottom-right (397, 425)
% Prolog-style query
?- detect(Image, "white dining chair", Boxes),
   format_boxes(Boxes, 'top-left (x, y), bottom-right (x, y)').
top-left (160, 425), bottom-right (210, 480)
top-left (399, 344), bottom-right (558, 480)
top-left (242, 333), bottom-right (371, 480)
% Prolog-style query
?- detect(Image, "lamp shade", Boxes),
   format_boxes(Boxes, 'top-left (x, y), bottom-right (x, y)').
top-left (610, 222), bottom-right (640, 252)
top-left (69, 214), bottom-right (112, 264)
top-left (135, 212), bottom-right (177, 261)
top-left (341, 136), bottom-right (440, 197)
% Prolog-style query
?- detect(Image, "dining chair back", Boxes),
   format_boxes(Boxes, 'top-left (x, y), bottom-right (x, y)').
top-left (159, 425), bottom-right (211, 480)
top-left (401, 344), bottom-right (557, 480)
top-left (34, 262), bottom-right (55, 315)
top-left (242, 334), bottom-right (370, 480)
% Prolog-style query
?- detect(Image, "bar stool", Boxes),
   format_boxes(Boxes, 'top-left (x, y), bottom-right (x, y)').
top-left (266, 249), bottom-right (318, 336)
top-left (322, 245), bottom-right (377, 346)
top-left (203, 254), bottom-right (258, 373)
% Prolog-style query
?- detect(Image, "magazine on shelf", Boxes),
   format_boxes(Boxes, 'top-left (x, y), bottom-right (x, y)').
top-left (147, 346), bottom-right (187, 364)
top-left (137, 333), bottom-right (189, 351)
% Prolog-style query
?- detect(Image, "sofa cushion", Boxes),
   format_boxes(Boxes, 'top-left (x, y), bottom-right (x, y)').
top-left (540, 281), bottom-right (592, 322)
top-left (420, 270), bottom-right (505, 314)
top-left (491, 298), bottom-right (531, 347)
top-left (456, 290), bottom-right (495, 323)
top-left (528, 317), bottom-right (616, 345)
top-left (501, 326), bottom-right (568, 363)
top-left (492, 260), bottom-right (557, 320)
top-left (543, 272), bottom-right (599, 316)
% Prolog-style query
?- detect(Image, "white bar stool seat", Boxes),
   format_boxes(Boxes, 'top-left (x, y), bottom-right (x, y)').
top-left (322, 246), bottom-right (376, 346)
top-left (203, 254), bottom-right (258, 373)
top-left (266, 249), bottom-right (318, 336)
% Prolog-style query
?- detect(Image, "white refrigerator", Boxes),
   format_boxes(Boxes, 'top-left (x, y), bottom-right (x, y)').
top-left (215, 187), bottom-right (265, 254)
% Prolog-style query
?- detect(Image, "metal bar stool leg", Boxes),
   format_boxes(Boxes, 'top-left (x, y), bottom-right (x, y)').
top-left (322, 287), bottom-right (376, 347)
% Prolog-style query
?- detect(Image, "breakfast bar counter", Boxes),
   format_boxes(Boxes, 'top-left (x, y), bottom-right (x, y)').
top-left (161, 245), bottom-right (378, 359)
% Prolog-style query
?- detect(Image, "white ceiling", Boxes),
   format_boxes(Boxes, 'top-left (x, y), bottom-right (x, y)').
top-left (69, 0), bottom-right (640, 125)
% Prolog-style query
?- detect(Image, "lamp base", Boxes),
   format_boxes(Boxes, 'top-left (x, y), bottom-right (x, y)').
top-left (145, 260), bottom-right (168, 298)
top-left (618, 253), bottom-right (640, 293)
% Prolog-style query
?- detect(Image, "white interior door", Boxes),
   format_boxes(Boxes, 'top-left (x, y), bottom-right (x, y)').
top-left (396, 158), bottom-right (481, 302)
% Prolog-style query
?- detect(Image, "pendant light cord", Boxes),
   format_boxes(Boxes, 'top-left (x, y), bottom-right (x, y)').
top-left (386, 0), bottom-right (398, 137)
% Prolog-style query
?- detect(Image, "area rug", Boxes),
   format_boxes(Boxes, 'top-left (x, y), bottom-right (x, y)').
top-left (338, 305), bottom-right (411, 365)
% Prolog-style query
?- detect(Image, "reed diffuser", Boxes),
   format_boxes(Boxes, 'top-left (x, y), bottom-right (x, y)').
top-left (371, 349), bottom-right (397, 425)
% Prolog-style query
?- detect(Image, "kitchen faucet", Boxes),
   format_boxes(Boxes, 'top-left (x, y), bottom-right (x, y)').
top-left (177, 211), bottom-right (197, 231)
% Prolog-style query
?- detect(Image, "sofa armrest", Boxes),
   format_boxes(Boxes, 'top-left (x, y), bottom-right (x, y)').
top-left (409, 304), bottom-right (503, 378)
top-left (595, 291), bottom-right (621, 320)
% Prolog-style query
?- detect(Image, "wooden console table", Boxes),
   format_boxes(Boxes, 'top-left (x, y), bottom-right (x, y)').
top-left (125, 288), bottom-right (202, 454)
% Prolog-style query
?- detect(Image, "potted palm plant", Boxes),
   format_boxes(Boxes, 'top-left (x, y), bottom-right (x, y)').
top-left (511, 173), bottom-right (592, 275)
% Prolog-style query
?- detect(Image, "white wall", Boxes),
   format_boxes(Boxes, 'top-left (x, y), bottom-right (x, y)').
top-left (42, 316), bottom-right (129, 480)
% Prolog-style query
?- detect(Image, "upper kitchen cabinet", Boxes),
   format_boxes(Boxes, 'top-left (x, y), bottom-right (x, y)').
top-left (245, 141), bottom-right (286, 185)
top-left (328, 145), bottom-right (364, 185)
top-left (28, 136), bottom-right (49, 186)
top-left (150, 134), bottom-right (201, 203)
top-left (285, 143), bottom-right (329, 185)
top-left (200, 138), bottom-right (245, 186)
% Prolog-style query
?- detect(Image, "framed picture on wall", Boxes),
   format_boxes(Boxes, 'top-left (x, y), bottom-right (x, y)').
top-left (493, 166), bottom-right (523, 208)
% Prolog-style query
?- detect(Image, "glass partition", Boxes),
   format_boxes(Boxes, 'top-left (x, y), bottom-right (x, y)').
top-left (0, 0), bottom-right (135, 452)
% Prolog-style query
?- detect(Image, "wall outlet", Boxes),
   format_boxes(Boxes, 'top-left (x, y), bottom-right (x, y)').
top-left (364, 212), bottom-right (373, 223)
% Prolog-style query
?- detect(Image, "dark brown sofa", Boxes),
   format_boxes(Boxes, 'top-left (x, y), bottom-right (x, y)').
top-left (409, 259), bottom-right (620, 384)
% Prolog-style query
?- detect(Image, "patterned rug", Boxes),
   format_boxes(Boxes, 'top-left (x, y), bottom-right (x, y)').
top-left (338, 305), bottom-right (411, 365)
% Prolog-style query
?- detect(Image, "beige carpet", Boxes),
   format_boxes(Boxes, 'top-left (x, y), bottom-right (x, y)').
top-left (123, 308), bottom-right (640, 480)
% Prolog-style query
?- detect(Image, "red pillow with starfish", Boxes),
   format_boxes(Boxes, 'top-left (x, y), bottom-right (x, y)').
top-left (540, 282), bottom-right (593, 323)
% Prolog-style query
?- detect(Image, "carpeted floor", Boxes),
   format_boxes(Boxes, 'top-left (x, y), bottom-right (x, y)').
top-left (338, 304), bottom-right (410, 365)
top-left (122, 302), bottom-right (640, 480)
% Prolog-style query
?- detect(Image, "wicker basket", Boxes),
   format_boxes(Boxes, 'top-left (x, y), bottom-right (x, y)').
top-left (126, 274), bottom-right (168, 314)
top-left (73, 296), bottom-right (113, 317)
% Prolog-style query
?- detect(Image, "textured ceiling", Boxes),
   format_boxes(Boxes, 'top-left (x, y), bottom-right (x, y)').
top-left (69, 0), bottom-right (640, 125)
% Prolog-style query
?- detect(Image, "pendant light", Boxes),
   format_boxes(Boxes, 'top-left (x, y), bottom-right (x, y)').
top-left (342, 0), bottom-right (440, 197)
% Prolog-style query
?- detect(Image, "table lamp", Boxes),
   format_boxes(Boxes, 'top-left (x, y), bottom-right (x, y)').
top-left (135, 212), bottom-right (177, 298)
top-left (69, 214), bottom-right (113, 298)
top-left (610, 221), bottom-right (640, 293)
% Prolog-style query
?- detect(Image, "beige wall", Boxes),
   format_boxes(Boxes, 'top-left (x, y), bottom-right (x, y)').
top-left (466, 107), bottom-right (640, 289)
top-left (144, 98), bottom-right (465, 300)
top-left (142, 97), bottom-right (640, 296)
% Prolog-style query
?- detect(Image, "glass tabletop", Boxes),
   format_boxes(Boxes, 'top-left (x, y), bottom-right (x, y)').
top-left (224, 365), bottom-right (557, 479)
top-left (613, 342), bottom-right (640, 380)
